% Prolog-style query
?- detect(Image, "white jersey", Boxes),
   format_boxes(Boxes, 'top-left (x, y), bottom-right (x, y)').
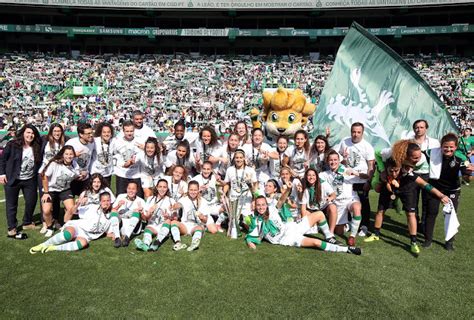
top-left (111, 137), bottom-right (141, 179)
top-left (64, 204), bottom-right (111, 241)
top-left (338, 138), bottom-right (375, 184)
top-left (43, 161), bottom-right (80, 192)
top-left (76, 187), bottom-right (116, 218)
top-left (66, 137), bottom-right (95, 176)
top-left (217, 146), bottom-right (236, 177)
top-left (288, 145), bottom-right (309, 178)
top-left (192, 174), bottom-right (218, 206)
top-left (242, 143), bottom-right (273, 175)
top-left (90, 137), bottom-right (115, 177)
top-left (178, 196), bottom-right (208, 225)
top-left (40, 141), bottom-right (61, 173)
top-left (224, 165), bottom-right (257, 202)
top-left (112, 193), bottom-right (146, 218)
top-left (163, 176), bottom-right (188, 201)
top-left (269, 148), bottom-right (289, 179)
top-left (195, 140), bottom-right (223, 170)
top-left (136, 150), bottom-right (164, 182)
top-left (164, 150), bottom-right (196, 172)
top-left (301, 181), bottom-right (335, 211)
top-left (118, 124), bottom-right (156, 146)
top-left (162, 132), bottom-right (199, 151)
top-left (144, 195), bottom-right (176, 226)
top-left (319, 165), bottom-right (357, 201)
top-left (263, 206), bottom-right (288, 245)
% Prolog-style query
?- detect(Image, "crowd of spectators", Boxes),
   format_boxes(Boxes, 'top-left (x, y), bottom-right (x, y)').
top-left (0, 52), bottom-right (472, 135)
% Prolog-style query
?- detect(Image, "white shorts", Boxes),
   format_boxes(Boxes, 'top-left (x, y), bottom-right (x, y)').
top-left (201, 202), bottom-right (221, 218)
top-left (182, 222), bottom-right (200, 235)
top-left (335, 196), bottom-right (360, 225)
top-left (278, 216), bottom-right (311, 247)
top-left (64, 219), bottom-right (110, 242)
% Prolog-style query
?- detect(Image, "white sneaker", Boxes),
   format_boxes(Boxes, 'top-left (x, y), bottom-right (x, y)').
top-left (358, 226), bottom-right (368, 237)
top-left (187, 239), bottom-right (200, 251)
top-left (44, 228), bottom-right (54, 238)
top-left (39, 226), bottom-right (48, 234)
top-left (172, 242), bottom-right (187, 251)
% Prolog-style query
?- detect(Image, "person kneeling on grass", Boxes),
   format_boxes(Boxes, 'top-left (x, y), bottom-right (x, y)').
top-left (245, 196), bottom-right (361, 255)
top-left (169, 181), bottom-right (209, 252)
top-left (30, 192), bottom-right (112, 254)
top-left (108, 181), bottom-right (146, 248)
top-left (134, 179), bottom-right (176, 252)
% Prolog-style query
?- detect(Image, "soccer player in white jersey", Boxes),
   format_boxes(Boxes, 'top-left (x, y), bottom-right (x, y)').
top-left (319, 150), bottom-right (362, 246)
top-left (112, 120), bottom-right (143, 197)
top-left (65, 122), bottom-right (95, 196)
top-left (134, 179), bottom-right (176, 252)
top-left (136, 137), bottom-right (164, 199)
top-left (245, 196), bottom-right (361, 255)
top-left (338, 122), bottom-right (374, 236)
top-left (108, 181), bottom-right (146, 248)
top-left (170, 181), bottom-right (208, 251)
top-left (40, 145), bottom-right (80, 237)
top-left (30, 192), bottom-right (112, 254)
top-left (90, 122), bottom-right (115, 187)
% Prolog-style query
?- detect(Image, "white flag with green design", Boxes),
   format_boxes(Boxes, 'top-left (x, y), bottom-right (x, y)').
top-left (314, 22), bottom-right (458, 150)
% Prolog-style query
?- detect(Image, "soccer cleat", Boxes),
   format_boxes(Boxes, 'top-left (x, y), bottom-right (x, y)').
top-left (444, 242), bottom-right (454, 251)
top-left (29, 243), bottom-right (46, 255)
top-left (134, 238), bottom-right (149, 252)
top-left (422, 240), bottom-right (432, 248)
top-left (364, 234), bottom-right (380, 242)
top-left (122, 236), bottom-right (130, 247)
top-left (113, 238), bottom-right (122, 248)
top-left (347, 236), bottom-right (356, 246)
top-left (149, 239), bottom-right (161, 252)
top-left (42, 245), bottom-right (57, 253)
top-left (347, 246), bottom-right (362, 255)
top-left (172, 242), bottom-right (187, 251)
top-left (326, 237), bottom-right (341, 245)
top-left (187, 239), bottom-right (201, 251)
top-left (44, 228), bottom-right (54, 238)
top-left (411, 242), bottom-right (420, 255)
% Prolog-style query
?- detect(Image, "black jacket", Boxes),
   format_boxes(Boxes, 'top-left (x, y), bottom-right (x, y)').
top-left (0, 140), bottom-right (42, 186)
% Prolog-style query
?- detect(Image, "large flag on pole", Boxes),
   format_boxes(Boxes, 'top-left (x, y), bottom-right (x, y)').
top-left (313, 22), bottom-right (458, 150)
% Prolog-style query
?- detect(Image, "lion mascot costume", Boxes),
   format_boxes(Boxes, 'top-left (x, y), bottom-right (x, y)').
top-left (250, 87), bottom-right (316, 141)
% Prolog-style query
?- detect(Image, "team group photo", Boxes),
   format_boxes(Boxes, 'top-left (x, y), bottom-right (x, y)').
top-left (0, 1), bottom-right (473, 319)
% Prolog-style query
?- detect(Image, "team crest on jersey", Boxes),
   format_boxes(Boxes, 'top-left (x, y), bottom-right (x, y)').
top-left (325, 68), bottom-right (394, 145)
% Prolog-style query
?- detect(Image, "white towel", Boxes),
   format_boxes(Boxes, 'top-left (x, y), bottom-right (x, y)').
top-left (429, 147), bottom-right (443, 180)
top-left (443, 200), bottom-right (460, 241)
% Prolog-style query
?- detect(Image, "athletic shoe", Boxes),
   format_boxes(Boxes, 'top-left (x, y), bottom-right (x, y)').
top-left (149, 239), bottom-right (161, 252)
top-left (122, 236), bottom-right (130, 247)
top-left (347, 246), bottom-right (362, 255)
top-left (29, 243), bottom-right (46, 255)
top-left (444, 242), bottom-right (454, 251)
top-left (411, 242), bottom-right (420, 255)
top-left (42, 245), bottom-right (57, 253)
top-left (113, 238), bottom-right (122, 248)
top-left (22, 223), bottom-right (37, 230)
top-left (358, 226), bottom-right (368, 237)
top-left (187, 239), bottom-right (200, 251)
top-left (326, 237), bottom-right (341, 245)
top-left (39, 226), bottom-right (47, 234)
top-left (422, 240), bottom-right (432, 248)
top-left (347, 236), bottom-right (356, 246)
top-left (172, 242), bottom-right (187, 251)
top-left (134, 238), bottom-right (149, 252)
top-left (364, 234), bottom-right (380, 242)
top-left (44, 228), bottom-right (54, 238)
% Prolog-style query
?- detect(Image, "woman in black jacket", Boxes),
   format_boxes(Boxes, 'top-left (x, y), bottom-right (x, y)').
top-left (0, 124), bottom-right (43, 239)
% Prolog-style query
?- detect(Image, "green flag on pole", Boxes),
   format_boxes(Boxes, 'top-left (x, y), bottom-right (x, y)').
top-left (313, 22), bottom-right (458, 150)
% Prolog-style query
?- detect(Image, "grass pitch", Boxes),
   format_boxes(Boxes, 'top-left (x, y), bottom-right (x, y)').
top-left (0, 185), bottom-right (473, 319)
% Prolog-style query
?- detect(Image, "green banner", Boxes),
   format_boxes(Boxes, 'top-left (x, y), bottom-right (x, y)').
top-left (313, 22), bottom-right (458, 150)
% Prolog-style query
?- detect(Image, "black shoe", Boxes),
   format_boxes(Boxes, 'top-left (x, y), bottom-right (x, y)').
top-left (444, 242), bottom-right (454, 251)
top-left (326, 237), bottom-right (342, 245)
top-left (347, 246), bottom-right (362, 255)
top-left (422, 240), bottom-right (432, 248)
top-left (114, 238), bottom-right (122, 248)
top-left (122, 236), bottom-right (130, 247)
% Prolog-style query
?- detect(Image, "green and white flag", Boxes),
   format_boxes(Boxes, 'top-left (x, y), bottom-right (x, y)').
top-left (314, 22), bottom-right (458, 150)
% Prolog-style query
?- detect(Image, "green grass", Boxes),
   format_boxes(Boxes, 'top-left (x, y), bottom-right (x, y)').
top-left (0, 185), bottom-right (473, 319)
